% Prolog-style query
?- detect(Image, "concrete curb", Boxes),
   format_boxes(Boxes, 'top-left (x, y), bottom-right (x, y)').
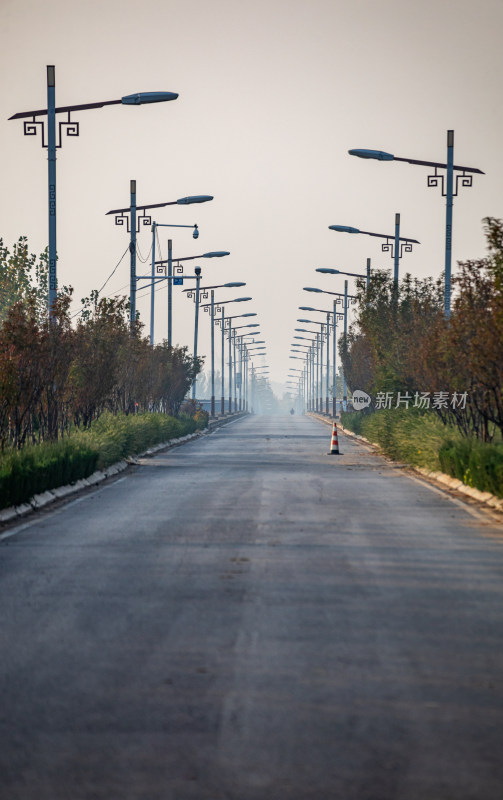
top-left (306, 412), bottom-right (503, 515)
top-left (0, 413), bottom-right (248, 525)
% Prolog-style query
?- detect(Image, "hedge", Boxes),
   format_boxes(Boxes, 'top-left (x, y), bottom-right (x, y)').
top-left (439, 438), bottom-right (503, 498)
top-left (341, 407), bottom-right (503, 498)
top-left (340, 407), bottom-right (452, 471)
top-left (0, 412), bottom-right (199, 510)
top-left (0, 440), bottom-right (99, 509)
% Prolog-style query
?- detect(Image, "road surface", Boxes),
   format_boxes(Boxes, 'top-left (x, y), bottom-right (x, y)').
top-left (1, 413), bottom-right (503, 799)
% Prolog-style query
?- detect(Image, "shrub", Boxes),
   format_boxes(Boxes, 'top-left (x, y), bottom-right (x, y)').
top-left (342, 407), bottom-right (458, 471)
top-left (342, 407), bottom-right (503, 498)
top-left (439, 438), bottom-right (503, 497)
top-left (0, 440), bottom-right (99, 509)
top-left (0, 412), bottom-right (198, 509)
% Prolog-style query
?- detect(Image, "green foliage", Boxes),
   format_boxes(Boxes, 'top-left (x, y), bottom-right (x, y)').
top-left (339, 409), bottom-right (365, 436)
top-left (0, 237), bottom-right (49, 323)
top-left (0, 439), bottom-right (98, 508)
top-left (0, 412), bottom-right (197, 509)
top-left (341, 407), bottom-right (459, 471)
top-left (339, 218), bottom-right (503, 443)
top-left (439, 438), bottom-right (503, 498)
top-left (77, 411), bottom-right (196, 469)
top-left (178, 399), bottom-right (209, 430)
top-left (0, 246), bottom-right (204, 448)
top-left (342, 407), bottom-right (503, 498)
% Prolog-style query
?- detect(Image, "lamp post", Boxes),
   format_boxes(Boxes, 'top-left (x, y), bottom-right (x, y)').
top-left (298, 300), bottom-right (344, 418)
top-left (148, 198), bottom-right (212, 344)
top-left (296, 323), bottom-right (331, 414)
top-left (288, 366), bottom-right (305, 412)
top-left (290, 348), bottom-right (311, 409)
top-left (107, 192), bottom-right (213, 337)
top-left (231, 325), bottom-right (261, 411)
top-left (211, 307), bottom-right (254, 413)
top-left (9, 66), bottom-right (178, 319)
top-left (302, 282), bottom-right (356, 410)
top-left (348, 135), bottom-right (484, 317)
top-left (240, 335), bottom-right (265, 411)
top-left (315, 267), bottom-right (372, 413)
top-left (146, 249), bottom-right (230, 341)
top-left (250, 365), bottom-right (270, 414)
top-left (192, 268), bottom-right (202, 399)
top-left (294, 335), bottom-right (318, 410)
top-left (206, 287), bottom-right (246, 416)
top-left (329, 220), bottom-right (419, 287)
top-left (107, 187), bottom-right (227, 332)
top-left (188, 289), bottom-right (248, 407)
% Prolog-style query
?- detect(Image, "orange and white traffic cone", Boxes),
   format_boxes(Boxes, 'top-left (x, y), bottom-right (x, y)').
top-left (328, 421), bottom-right (341, 455)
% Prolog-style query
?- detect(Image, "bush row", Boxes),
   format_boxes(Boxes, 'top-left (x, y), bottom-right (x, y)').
top-left (439, 439), bottom-right (503, 498)
top-left (0, 440), bottom-right (99, 509)
top-left (340, 408), bottom-right (503, 498)
top-left (0, 412), bottom-right (200, 510)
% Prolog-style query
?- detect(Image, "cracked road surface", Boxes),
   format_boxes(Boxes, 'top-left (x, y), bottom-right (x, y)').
top-left (1, 413), bottom-right (503, 799)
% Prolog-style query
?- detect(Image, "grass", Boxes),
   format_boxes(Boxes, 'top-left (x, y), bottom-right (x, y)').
top-left (340, 407), bottom-right (503, 498)
top-left (0, 412), bottom-right (199, 510)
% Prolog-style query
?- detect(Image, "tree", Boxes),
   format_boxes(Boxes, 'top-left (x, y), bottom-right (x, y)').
top-left (0, 237), bottom-right (49, 324)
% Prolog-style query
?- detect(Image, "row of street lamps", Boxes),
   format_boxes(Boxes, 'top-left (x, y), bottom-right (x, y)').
top-left (286, 131), bottom-right (484, 414)
top-left (10, 66), bottom-right (268, 414)
top-left (182, 286), bottom-right (268, 416)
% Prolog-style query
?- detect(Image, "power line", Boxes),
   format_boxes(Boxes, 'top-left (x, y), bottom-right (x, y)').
top-left (70, 246), bottom-right (129, 318)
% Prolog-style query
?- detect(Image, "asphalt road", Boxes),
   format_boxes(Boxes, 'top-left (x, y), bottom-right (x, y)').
top-left (1, 413), bottom-right (503, 800)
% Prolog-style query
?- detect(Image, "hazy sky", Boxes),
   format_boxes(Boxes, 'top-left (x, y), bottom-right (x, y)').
top-left (1, 0), bottom-right (502, 391)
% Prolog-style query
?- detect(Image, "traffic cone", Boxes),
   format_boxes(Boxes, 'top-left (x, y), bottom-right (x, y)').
top-left (328, 421), bottom-right (341, 455)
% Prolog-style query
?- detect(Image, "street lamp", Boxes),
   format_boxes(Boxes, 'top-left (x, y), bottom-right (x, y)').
top-left (183, 282), bottom-right (247, 406)
top-left (208, 304), bottom-right (254, 414)
top-left (316, 262), bottom-right (371, 292)
top-left (9, 66), bottom-right (178, 319)
top-left (294, 335), bottom-right (320, 412)
top-left (196, 294), bottom-right (251, 413)
top-left (241, 341), bottom-right (266, 412)
top-left (297, 321), bottom-right (331, 414)
top-left (303, 284), bottom-right (356, 411)
top-left (106, 190), bottom-right (215, 337)
top-left (148, 202), bottom-right (213, 344)
top-left (348, 133), bottom-right (484, 317)
top-left (148, 249), bottom-right (230, 341)
top-left (108, 192), bottom-right (228, 338)
top-left (329, 218), bottom-right (419, 287)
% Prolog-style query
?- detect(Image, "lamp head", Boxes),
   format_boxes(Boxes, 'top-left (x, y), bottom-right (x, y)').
top-left (316, 268), bottom-right (339, 274)
top-left (192, 224), bottom-right (199, 239)
top-left (303, 287), bottom-right (322, 293)
top-left (329, 225), bottom-right (360, 233)
top-left (194, 266), bottom-right (201, 276)
top-left (177, 195), bottom-right (213, 205)
top-left (121, 91), bottom-right (179, 105)
top-left (299, 306), bottom-right (315, 311)
top-left (203, 251), bottom-right (230, 258)
top-left (348, 148), bottom-right (395, 161)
